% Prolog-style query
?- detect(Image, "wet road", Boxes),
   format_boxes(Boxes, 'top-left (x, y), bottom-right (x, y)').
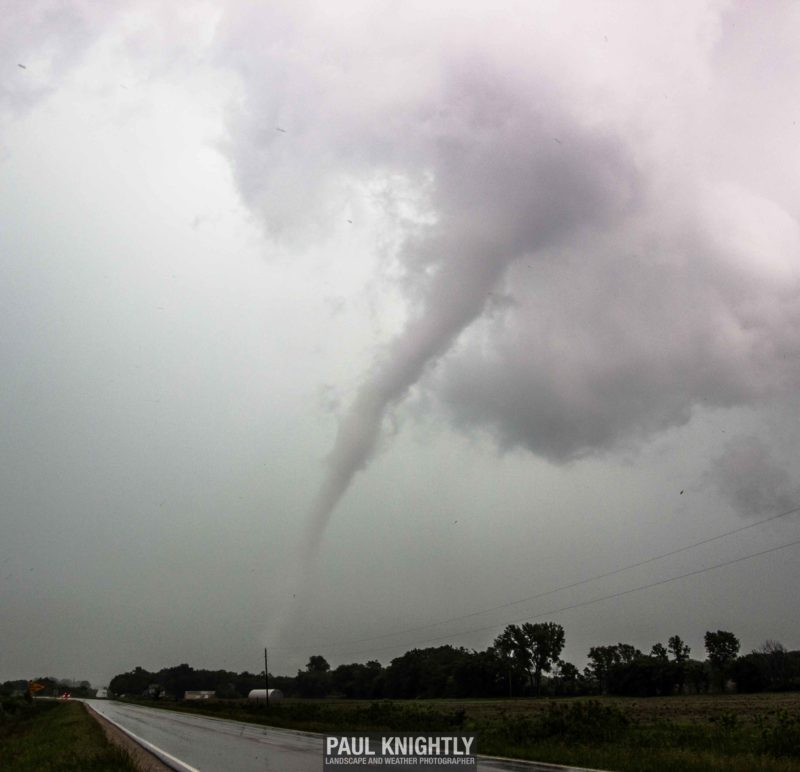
top-left (84, 700), bottom-right (598, 772)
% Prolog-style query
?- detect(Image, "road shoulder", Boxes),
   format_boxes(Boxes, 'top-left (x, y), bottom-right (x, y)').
top-left (83, 702), bottom-right (172, 772)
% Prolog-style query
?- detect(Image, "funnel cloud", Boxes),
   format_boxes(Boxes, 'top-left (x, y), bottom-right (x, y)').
top-left (219, 2), bottom-right (800, 547)
top-left (3, 0), bottom-right (800, 688)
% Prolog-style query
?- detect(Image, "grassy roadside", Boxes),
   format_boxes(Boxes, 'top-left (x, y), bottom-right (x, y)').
top-left (0, 698), bottom-right (137, 771)
top-left (121, 693), bottom-right (800, 772)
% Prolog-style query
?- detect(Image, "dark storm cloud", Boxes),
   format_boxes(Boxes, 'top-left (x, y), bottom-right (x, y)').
top-left (218, 4), bottom-right (638, 546)
top-left (299, 67), bottom-right (638, 548)
top-left (707, 436), bottom-right (800, 519)
top-left (217, 1), bottom-right (800, 538)
top-left (3, 0), bottom-right (800, 686)
top-left (435, 200), bottom-right (800, 461)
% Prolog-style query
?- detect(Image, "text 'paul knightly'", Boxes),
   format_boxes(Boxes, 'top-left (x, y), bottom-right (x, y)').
top-left (326, 736), bottom-right (475, 756)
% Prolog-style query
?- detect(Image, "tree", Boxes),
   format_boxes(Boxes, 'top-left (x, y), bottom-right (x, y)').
top-left (666, 635), bottom-right (691, 693)
top-left (552, 660), bottom-right (581, 696)
top-left (585, 643), bottom-right (643, 695)
top-left (685, 659), bottom-right (710, 694)
top-left (493, 626), bottom-right (524, 697)
top-left (109, 666), bottom-right (155, 698)
top-left (668, 635), bottom-right (691, 663)
top-left (586, 646), bottom-right (621, 694)
top-left (650, 643), bottom-right (668, 661)
top-left (451, 649), bottom-right (506, 698)
top-left (615, 643), bottom-right (642, 664)
top-left (704, 630), bottom-right (740, 692)
top-left (519, 622), bottom-right (565, 696)
top-left (159, 663), bottom-right (198, 699)
top-left (296, 655), bottom-right (332, 697)
top-left (332, 661), bottom-right (384, 699)
top-left (730, 654), bottom-right (767, 693)
top-left (757, 640), bottom-right (789, 690)
top-left (306, 655), bottom-right (330, 673)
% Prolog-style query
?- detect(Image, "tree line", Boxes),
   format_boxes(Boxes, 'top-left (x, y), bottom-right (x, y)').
top-left (107, 624), bottom-right (800, 700)
top-left (1, 677), bottom-right (96, 699)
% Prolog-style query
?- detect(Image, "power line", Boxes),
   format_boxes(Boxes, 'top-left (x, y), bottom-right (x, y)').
top-left (270, 502), bottom-right (800, 653)
top-left (322, 532), bottom-right (800, 659)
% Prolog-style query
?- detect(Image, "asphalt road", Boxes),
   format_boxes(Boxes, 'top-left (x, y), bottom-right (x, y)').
top-left (84, 700), bottom-right (597, 772)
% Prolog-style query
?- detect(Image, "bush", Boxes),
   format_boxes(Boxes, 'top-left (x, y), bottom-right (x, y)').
top-left (759, 709), bottom-right (800, 757)
top-left (476, 700), bottom-right (631, 747)
top-left (0, 696), bottom-right (33, 724)
top-left (536, 700), bottom-right (631, 743)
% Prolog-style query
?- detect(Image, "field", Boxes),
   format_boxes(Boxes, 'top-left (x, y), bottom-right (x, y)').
top-left (0, 699), bottom-right (137, 771)
top-left (130, 692), bottom-right (800, 771)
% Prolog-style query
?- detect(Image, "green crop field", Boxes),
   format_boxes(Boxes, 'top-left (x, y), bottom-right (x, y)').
top-left (127, 692), bottom-right (800, 771)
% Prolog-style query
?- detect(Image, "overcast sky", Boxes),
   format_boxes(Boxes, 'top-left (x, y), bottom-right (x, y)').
top-left (2, 0), bottom-right (800, 688)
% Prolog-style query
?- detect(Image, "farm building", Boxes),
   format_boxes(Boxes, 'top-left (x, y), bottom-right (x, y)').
top-left (247, 689), bottom-right (283, 703)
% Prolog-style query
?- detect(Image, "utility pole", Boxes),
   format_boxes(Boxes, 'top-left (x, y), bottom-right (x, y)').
top-left (264, 647), bottom-right (270, 709)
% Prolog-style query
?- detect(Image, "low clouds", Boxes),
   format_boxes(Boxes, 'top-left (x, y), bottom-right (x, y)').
top-left (1, 2), bottom-right (115, 116)
top-left (708, 436), bottom-right (800, 520)
top-left (435, 180), bottom-right (800, 461)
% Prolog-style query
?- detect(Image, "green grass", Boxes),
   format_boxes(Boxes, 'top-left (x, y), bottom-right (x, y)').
top-left (123, 692), bottom-right (800, 771)
top-left (0, 699), bottom-right (137, 771)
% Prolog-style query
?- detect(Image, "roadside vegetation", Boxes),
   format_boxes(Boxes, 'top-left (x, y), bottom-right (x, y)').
top-left (121, 692), bottom-right (800, 771)
top-left (0, 697), bottom-right (136, 771)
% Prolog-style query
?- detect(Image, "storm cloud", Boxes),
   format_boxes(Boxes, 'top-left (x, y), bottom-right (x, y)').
top-left (3, 0), bottom-right (800, 688)
top-left (707, 436), bottom-right (800, 520)
top-left (217, 0), bottom-right (800, 528)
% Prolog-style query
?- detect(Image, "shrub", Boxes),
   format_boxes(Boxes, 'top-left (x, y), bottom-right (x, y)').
top-left (759, 709), bottom-right (800, 757)
top-left (536, 700), bottom-right (631, 743)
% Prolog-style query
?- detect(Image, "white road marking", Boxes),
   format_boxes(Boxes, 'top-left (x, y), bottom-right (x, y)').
top-left (86, 703), bottom-right (201, 772)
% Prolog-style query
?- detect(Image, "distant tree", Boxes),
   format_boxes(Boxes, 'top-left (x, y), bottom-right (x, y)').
top-left (1, 679), bottom-right (28, 697)
top-left (214, 681), bottom-right (239, 699)
top-left (730, 654), bottom-right (767, 693)
top-left (383, 645), bottom-right (481, 699)
top-left (650, 643), bottom-right (669, 661)
top-left (552, 660), bottom-right (581, 696)
top-left (296, 655), bottom-right (332, 697)
top-left (685, 659), bottom-right (710, 694)
top-left (668, 635), bottom-right (691, 663)
top-left (611, 652), bottom-right (685, 697)
top-left (615, 643), bottom-right (642, 664)
top-left (518, 622), bottom-right (565, 696)
top-left (233, 670), bottom-right (266, 697)
top-left (267, 673), bottom-right (297, 697)
top-left (63, 680), bottom-right (96, 699)
top-left (451, 649), bottom-right (506, 698)
top-left (586, 646), bottom-right (622, 694)
top-left (109, 666), bottom-right (154, 698)
top-left (585, 643), bottom-right (643, 695)
top-left (307, 655), bottom-right (330, 673)
top-left (493, 626), bottom-right (525, 697)
top-left (159, 663), bottom-right (197, 699)
top-left (704, 630), bottom-right (740, 692)
top-left (664, 635), bottom-right (691, 692)
top-left (757, 640), bottom-right (790, 691)
top-left (332, 661), bottom-right (384, 699)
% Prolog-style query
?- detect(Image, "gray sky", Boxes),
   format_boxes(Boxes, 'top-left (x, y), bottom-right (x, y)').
top-left (2, 0), bottom-right (800, 688)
